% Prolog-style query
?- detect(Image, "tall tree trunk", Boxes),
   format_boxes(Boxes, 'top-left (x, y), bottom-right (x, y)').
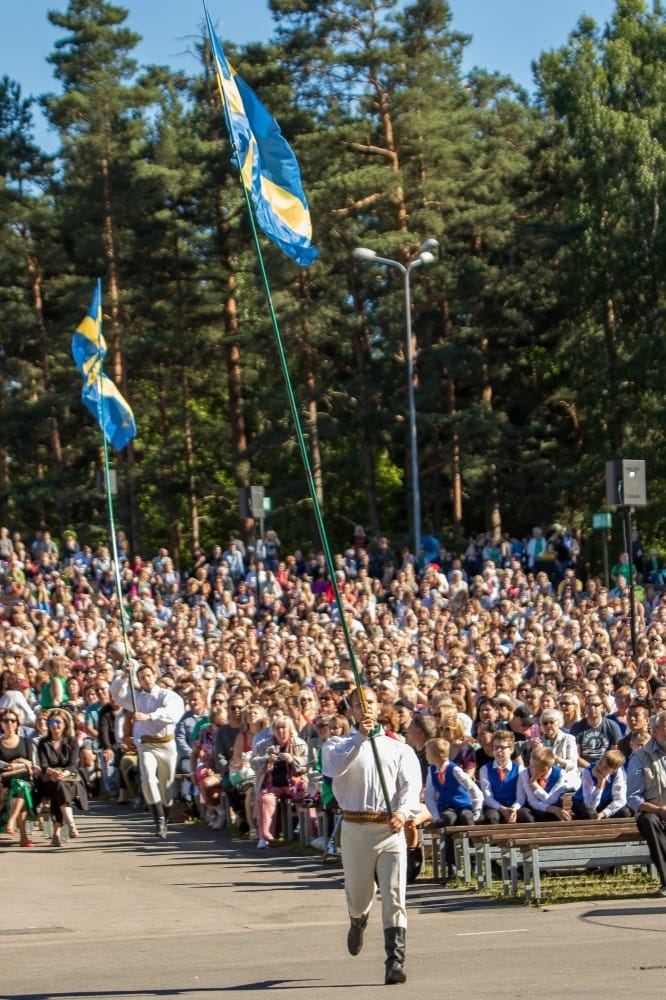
top-left (172, 234), bottom-right (199, 550)
top-left (24, 242), bottom-right (65, 532)
top-left (100, 150), bottom-right (139, 551)
top-left (0, 374), bottom-right (8, 524)
top-left (154, 361), bottom-right (182, 569)
top-left (351, 269), bottom-right (380, 536)
top-left (480, 334), bottom-right (501, 540)
top-left (443, 298), bottom-right (463, 544)
top-left (604, 291), bottom-right (624, 451)
top-left (181, 367), bottom-right (199, 553)
top-left (296, 271), bottom-right (323, 507)
top-left (223, 268), bottom-right (250, 537)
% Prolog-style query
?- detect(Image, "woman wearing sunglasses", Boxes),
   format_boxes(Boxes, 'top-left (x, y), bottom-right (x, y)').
top-left (36, 709), bottom-right (88, 847)
top-left (0, 710), bottom-right (36, 847)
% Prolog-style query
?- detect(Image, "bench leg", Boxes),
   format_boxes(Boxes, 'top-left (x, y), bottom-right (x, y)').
top-left (500, 848), bottom-right (513, 896)
top-left (279, 797), bottom-right (294, 841)
top-left (432, 832), bottom-right (440, 881)
top-left (524, 847), bottom-right (541, 904)
top-left (460, 836), bottom-right (472, 884)
top-left (477, 841), bottom-right (491, 890)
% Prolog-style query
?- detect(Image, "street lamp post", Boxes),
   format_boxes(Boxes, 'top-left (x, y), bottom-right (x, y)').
top-left (353, 239), bottom-right (439, 560)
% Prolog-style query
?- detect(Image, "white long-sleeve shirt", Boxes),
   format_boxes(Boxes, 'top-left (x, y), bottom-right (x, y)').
top-left (579, 765), bottom-right (627, 818)
top-left (478, 760), bottom-right (525, 811)
top-left (322, 730), bottom-right (422, 820)
top-left (110, 675), bottom-right (184, 744)
top-left (424, 763), bottom-right (483, 821)
top-left (518, 766), bottom-right (568, 812)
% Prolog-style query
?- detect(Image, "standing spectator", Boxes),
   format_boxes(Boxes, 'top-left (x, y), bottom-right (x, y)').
top-left (223, 541), bottom-right (245, 586)
top-left (627, 711), bottom-right (666, 896)
top-left (262, 530), bottom-right (281, 573)
top-left (404, 712), bottom-right (437, 882)
top-left (610, 551), bottom-right (637, 587)
top-left (527, 527), bottom-right (546, 571)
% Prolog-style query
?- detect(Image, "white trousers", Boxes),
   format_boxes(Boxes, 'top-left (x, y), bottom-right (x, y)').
top-left (341, 820), bottom-right (407, 929)
top-left (139, 741), bottom-right (177, 807)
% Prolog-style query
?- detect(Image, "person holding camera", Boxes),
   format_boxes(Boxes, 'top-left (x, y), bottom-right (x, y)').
top-left (250, 713), bottom-right (308, 848)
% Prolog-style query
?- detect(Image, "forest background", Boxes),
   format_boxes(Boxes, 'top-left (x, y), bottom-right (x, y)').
top-left (1, 0), bottom-right (664, 572)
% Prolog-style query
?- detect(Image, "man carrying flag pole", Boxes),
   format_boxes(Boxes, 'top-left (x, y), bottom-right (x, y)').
top-left (71, 280), bottom-right (138, 710)
top-left (204, 9), bottom-right (420, 983)
top-left (322, 687), bottom-right (422, 985)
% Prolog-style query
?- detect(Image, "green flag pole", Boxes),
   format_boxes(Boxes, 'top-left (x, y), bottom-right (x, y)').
top-left (205, 31), bottom-right (393, 815)
top-left (93, 278), bottom-right (137, 713)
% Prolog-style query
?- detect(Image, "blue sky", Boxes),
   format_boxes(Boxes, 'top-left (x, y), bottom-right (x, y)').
top-left (3, 1), bottom-right (617, 148)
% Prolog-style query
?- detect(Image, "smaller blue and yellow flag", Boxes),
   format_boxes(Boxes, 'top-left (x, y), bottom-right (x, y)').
top-left (71, 281), bottom-right (137, 452)
top-left (204, 5), bottom-right (318, 266)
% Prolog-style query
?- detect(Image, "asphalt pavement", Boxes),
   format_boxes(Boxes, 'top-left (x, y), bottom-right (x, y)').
top-left (2, 802), bottom-right (666, 999)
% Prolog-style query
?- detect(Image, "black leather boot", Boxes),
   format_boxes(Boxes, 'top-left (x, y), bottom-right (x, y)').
top-left (384, 926), bottom-right (407, 985)
top-left (407, 846), bottom-right (423, 883)
top-left (150, 803), bottom-right (167, 840)
top-left (347, 912), bottom-right (369, 956)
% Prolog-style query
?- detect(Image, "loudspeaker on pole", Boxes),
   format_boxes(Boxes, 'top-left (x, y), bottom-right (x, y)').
top-left (605, 459), bottom-right (647, 507)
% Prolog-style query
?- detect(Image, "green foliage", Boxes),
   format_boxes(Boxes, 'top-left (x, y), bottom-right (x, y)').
top-left (3, 0), bottom-right (666, 564)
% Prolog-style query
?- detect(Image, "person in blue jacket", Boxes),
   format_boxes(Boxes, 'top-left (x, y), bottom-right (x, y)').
top-left (424, 737), bottom-right (482, 883)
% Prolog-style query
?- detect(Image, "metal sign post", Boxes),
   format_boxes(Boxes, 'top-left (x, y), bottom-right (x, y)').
top-left (592, 512), bottom-right (612, 588)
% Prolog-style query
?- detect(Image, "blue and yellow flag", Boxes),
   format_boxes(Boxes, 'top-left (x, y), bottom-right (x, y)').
top-left (204, 6), bottom-right (318, 266)
top-left (71, 282), bottom-right (137, 452)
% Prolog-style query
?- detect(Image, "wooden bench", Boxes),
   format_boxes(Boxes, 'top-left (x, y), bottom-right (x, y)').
top-left (426, 819), bottom-right (653, 902)
top-left (424, 823), bottom-right (478, 883)
top-left (470, 820), bottom-right (641, 894)
top-left (503, 826), bottom-right (654, 902)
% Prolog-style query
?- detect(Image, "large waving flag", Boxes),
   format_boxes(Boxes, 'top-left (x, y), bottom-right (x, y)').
top-left (71, 281), bottom-right (137, 452)
top-left (204, 6), bottom-right (318, 266)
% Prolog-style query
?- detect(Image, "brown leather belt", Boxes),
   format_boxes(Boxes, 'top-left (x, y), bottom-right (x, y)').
top-left (140, 734), bottom-right (175, 744)
top-left (342, 810), bottom-right (390, 824)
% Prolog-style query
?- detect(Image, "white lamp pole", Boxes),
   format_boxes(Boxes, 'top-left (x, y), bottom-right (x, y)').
top-left (353, 239), bottom-right (439, 559)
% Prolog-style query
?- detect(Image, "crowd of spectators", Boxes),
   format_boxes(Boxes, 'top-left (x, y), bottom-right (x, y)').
top-left (2, 521), bottom-right (666, 888)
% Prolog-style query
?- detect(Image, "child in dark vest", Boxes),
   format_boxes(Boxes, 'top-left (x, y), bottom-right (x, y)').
top-left (478, 731), bottom-right (531, 823)
top-left (517, 745), bottom-right (571, 821)
top-left (572, 749), bottom-right (631, 819)
top-left (424, 737), bottom-right (483, 883)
